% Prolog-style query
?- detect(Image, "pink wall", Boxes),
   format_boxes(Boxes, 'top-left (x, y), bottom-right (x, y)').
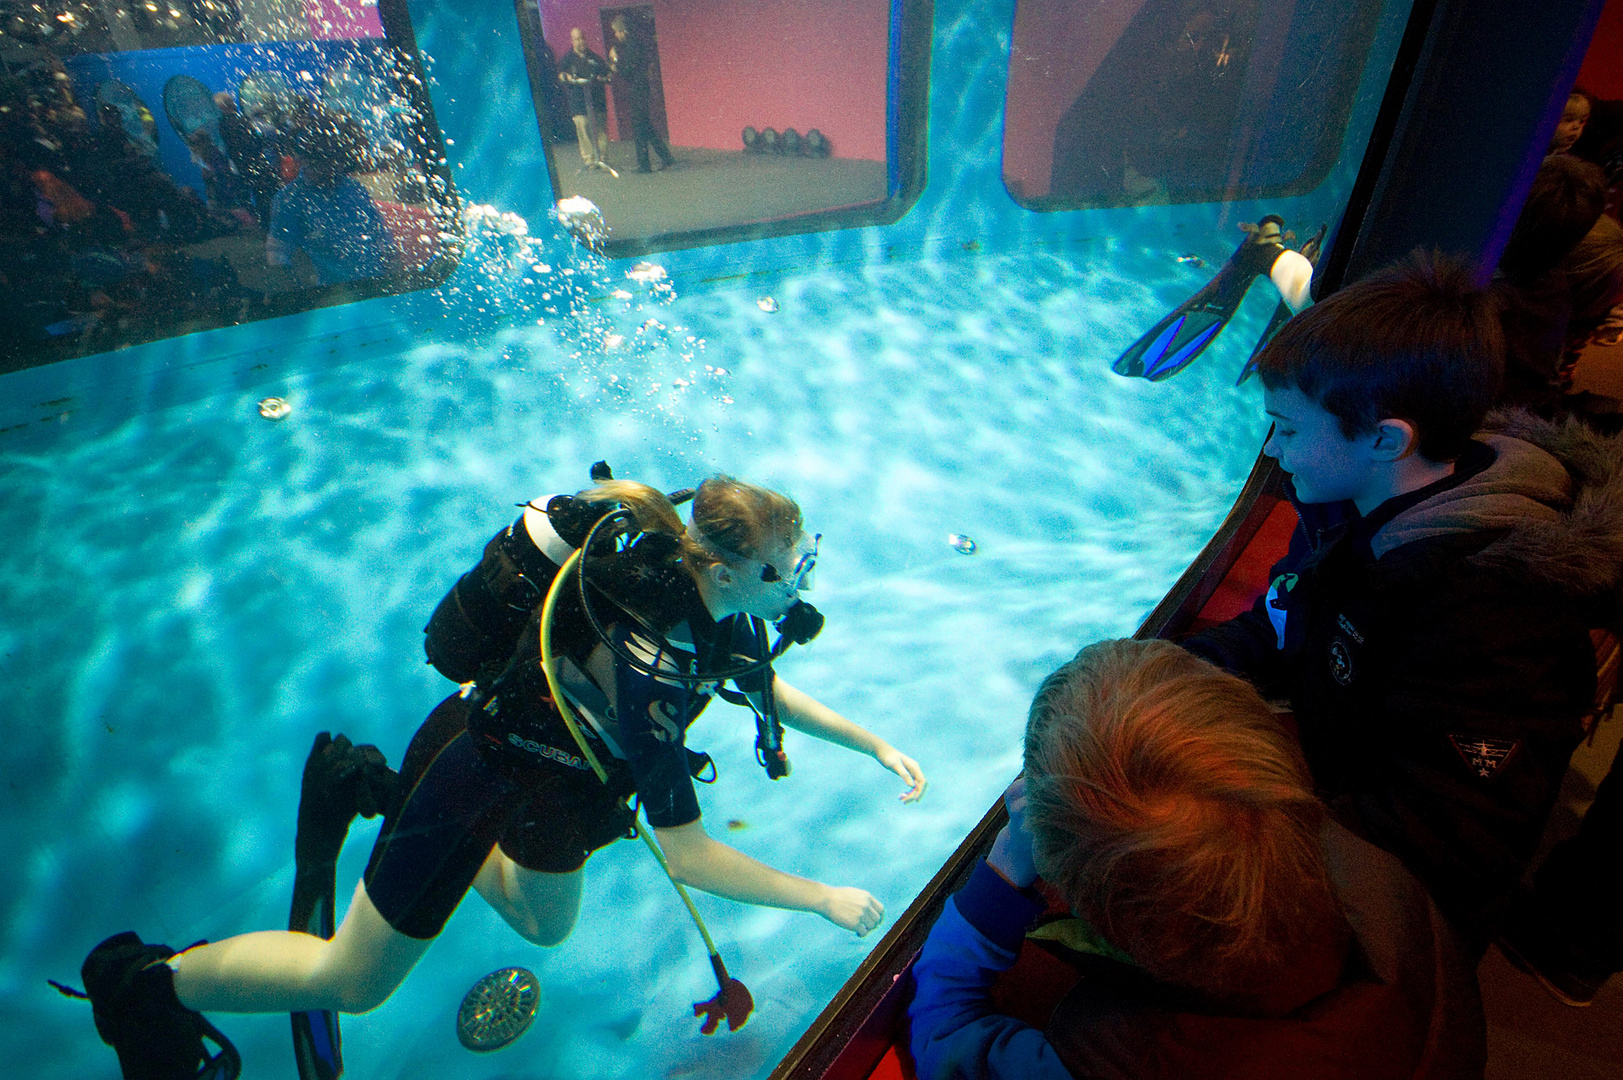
top-left (537, 0), bottom-right (889, 161)
top-left (1577, 0), bottom-right (1623, 99)
top-left (1001, 0), bottom-right (1147, 199)
top-left (302, 0), bottom-right (385, 40)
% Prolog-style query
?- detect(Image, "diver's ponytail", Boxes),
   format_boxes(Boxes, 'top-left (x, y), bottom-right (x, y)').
top-left (578, 479), bottom-right (685, 536)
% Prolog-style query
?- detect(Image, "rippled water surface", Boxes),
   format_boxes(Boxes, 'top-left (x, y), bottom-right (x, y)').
top-left (0, 0), bottom-right (1423, 1067)
top-left (1, 237), bottom-right (1275, 1079)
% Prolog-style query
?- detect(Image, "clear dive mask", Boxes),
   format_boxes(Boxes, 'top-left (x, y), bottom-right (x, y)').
top-left (762, 532), bottom-right (819, 593)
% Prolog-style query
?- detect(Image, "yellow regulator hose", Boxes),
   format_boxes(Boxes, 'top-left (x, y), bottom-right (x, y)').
top-left (537, 549), bottom-right (753, 1033)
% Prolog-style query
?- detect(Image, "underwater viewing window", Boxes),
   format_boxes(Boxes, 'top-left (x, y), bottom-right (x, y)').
top-left (0, 0), bottom-right (458, 375)
top-left (515, 0), bottom-right (930, 256)
top-left (1002, 0), bottom-right (1401, 210)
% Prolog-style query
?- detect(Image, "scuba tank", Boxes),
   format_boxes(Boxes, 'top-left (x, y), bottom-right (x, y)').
top-left (421, 517), bottom-right (557, 684)
top-left (422, 465), bottom-right (617, 684)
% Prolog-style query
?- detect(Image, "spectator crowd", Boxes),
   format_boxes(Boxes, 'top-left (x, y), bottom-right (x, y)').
top-left (0, 44), bottom-right (437, 370)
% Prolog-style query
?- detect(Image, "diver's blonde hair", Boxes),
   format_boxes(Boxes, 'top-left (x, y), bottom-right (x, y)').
top-left (579, 475), bottom-right (801, 570)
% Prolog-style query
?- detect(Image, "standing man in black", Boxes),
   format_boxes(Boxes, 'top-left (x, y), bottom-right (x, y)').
top-left (609, 15), bottom-right (674, 174)
top-left (558, 27), bottom-right (610, 170)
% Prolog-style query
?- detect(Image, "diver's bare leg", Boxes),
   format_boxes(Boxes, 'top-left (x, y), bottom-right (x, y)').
top-left (472, 847), bottom-right (583, 947)
top-left (169, 881), bottom-right (430, 1015)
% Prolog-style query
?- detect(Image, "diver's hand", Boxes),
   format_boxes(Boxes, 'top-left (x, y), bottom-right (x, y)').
top-left (874, 744), bottom-right (928, 803)
top-left (821, 886), bottom-right (884, 937)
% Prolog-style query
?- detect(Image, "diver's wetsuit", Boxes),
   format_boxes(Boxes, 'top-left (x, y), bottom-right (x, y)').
top-left (364, 506), bottom-right (768, 940)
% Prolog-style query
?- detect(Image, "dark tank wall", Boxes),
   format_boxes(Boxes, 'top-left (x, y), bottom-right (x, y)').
top-left (1324, 0), bottom-right (1605, 289)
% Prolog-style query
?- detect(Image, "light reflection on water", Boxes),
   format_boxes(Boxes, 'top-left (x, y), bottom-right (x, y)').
top-left (0, 238), bottom-right (1271, 1079)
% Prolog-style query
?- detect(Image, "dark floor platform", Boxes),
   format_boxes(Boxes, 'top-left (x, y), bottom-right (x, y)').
top-left (1482, 705), bottom-right (1623, 1080)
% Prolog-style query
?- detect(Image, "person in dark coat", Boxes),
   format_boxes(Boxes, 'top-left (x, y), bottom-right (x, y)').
top-left (1183, 256), bottom-right (1623, 949)
top-left (608, 15), bottom-right (673, 174)
top-left (214, 91), bottom-right (281, 227)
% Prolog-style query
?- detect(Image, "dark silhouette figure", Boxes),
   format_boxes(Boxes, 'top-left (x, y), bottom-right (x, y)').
top-left (609, 15), bottom-right (672, 174)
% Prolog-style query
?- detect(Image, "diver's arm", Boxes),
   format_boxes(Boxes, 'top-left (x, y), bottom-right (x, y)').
top-left (768, 676), bottom-right (928, 802)
top-left (653, 819), bottom-right (884, 935)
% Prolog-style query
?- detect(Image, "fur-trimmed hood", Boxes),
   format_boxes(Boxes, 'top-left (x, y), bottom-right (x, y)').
top-left (1370, 410), bottom-right (1623, 600)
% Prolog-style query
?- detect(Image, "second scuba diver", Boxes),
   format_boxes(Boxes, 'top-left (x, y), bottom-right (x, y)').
top-left (77, 471), bottom-right (928, 1078)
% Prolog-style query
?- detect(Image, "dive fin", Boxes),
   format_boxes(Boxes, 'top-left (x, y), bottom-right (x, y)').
top-left (1236, 223), bottom-right (1327, 385)
top-left (288, 733), bottom-right (399, 1080)
top-left (1113, 216), bottom-right (1293, 382)
top-left (80, 930), bottom-right (243, 1080)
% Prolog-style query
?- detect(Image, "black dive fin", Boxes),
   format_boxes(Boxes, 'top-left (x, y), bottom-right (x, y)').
top-left (1113, 221), bottom-right (1292, 382)
top-left (78, 930), bottom-right (242, 1080)
top-left (1236, 223), bottom-right (1327, 386)
top-left (287, 733), bottom-right (398, 1080)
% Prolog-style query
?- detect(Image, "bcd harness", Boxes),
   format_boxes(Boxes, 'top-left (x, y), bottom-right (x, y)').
top-left (422, 462), bottom-right (821, 780)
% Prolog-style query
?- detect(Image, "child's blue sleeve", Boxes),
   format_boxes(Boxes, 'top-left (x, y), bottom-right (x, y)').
top-left (908, 863), bottom-right (1074, 1080)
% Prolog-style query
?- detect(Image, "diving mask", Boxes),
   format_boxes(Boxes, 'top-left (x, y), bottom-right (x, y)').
top-left (762, 533), bottom-right (819, 593)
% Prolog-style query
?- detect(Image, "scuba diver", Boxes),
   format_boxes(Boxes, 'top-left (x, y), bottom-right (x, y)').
top-left (73, 470), bottom-right (927, 1079)
top-left (1111, 215), bottom-right (1316, 382)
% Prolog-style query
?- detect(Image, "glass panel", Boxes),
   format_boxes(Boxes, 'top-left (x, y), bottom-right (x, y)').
top-left (3, 1), bottom-right (1429, 1079)
top-left (0, 0), bottom-right (457, 375)
top-left (1004, 0), bottom-right (1390, 209)
top-left (514, 0), bottom-right (926, 254)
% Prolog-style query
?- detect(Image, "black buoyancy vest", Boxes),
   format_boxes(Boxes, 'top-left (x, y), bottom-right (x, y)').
top-left (422, 494), bottom-right (613, 684)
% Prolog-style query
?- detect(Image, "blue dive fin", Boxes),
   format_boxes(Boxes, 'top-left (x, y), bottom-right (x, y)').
top-left (1118, 310), bottom-right (1228, 381)
top-left (1113, 221), bottom-right (1291, 381)
top-left (290, 862), bottom-right (342, 1080)
top-left (289, 734), bottom-right (349, 1080)
top-left (1236, 223), bottom-right (1327, 385)
top-left (1235, 302), bottom-right (1295, 386)
top-left (285, 733), bottom-right (396, 1080)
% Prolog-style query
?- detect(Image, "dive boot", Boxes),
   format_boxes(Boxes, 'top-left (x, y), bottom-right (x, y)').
top-left (81, 931), bottom-right (241, 1080)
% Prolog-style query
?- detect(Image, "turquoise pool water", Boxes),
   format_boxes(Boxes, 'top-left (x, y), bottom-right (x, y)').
top-left (0, 0), bottom-right (1413, 1076)
top-left (0, 233), bottom-right (1273, 1080)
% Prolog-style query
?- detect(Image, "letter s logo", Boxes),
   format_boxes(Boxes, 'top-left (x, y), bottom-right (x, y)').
top-left (647, 699), bottom-right (682, 743)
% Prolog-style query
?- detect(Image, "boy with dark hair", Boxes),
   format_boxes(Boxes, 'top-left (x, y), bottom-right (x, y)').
top-left (1183, 253), bottom-right (1623, 948)
top-left (909, 639), bottom-right (1485, 1080)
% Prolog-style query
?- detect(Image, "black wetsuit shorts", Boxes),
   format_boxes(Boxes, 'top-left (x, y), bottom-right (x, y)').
top-left (362, 693), bottom-right (635, 939)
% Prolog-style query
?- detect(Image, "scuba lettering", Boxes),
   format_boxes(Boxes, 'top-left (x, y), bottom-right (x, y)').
top-left (647, 699), bottom-right (683, 743)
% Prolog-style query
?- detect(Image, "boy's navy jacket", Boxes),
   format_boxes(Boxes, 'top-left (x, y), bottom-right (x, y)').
top-left (908, 824), bottom-right (1485, 1080)
top-left (1184, 411), bottom-right (1623, 940)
